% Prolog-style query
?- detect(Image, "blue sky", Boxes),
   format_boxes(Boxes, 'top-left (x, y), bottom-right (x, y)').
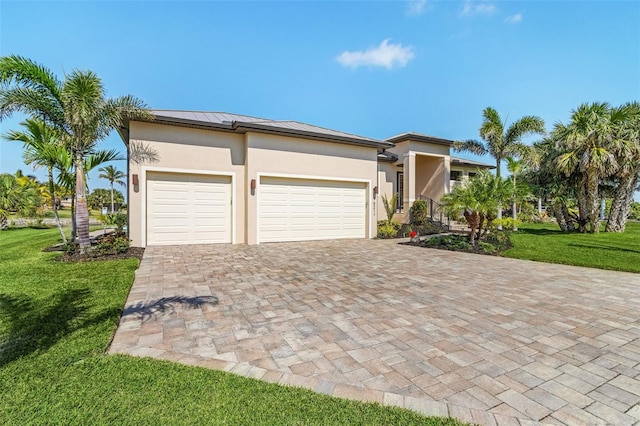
top-left (1, 0), bottom-right (639, 191)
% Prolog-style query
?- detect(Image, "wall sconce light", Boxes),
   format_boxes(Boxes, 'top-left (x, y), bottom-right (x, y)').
top-left (373, 186), bottom-right (378, 196)
top-left (251, 179), bottom-right (256, 190)
top-left (132, 174), bottom-right (139, 186)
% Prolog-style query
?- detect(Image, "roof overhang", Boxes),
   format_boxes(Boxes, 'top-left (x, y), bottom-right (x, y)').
top-left (121, 111), bottom-right (394, 149)
top-left (450, 156), bottom-right (495, 169)
top-left (385, 132), bottom-right (453, 147)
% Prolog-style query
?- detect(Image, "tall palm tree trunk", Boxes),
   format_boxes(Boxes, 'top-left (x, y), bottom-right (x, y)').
top-left (606, 172), bottom-right (638, 232)
top-left (75, 152), bottom-right (91, 251)
top-left (110, 181), bottom-right (115, 213)
top-left (48, 167), bottom-right (67, 243)
top-left (496, 158), bottom-right (503, 229)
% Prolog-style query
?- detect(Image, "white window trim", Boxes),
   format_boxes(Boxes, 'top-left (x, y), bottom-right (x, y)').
top-left (140, 166), bottom-right (236, 247)
top-left (255, 172), bottom-right (372, 244)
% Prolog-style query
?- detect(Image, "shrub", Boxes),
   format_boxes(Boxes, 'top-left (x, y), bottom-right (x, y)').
top-left (95, 234), bottom-right (130, 255)
top-left (102, 212), bottom-right (127, 234)
top-left (490, 217), bottom-right (522, 231)
top-left (410, 200), bottom-right (429, 226)
top-left (377, 220), bottom-right (401, 239)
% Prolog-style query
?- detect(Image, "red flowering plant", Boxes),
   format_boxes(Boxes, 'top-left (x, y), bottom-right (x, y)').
top-left (409, 230), bottom-right (417, 239)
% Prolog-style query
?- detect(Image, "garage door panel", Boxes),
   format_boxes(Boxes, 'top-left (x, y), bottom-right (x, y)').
top-left (259, 177), bottom-right (366, 243)
top-left (147, 172), bottom-right (232, 246)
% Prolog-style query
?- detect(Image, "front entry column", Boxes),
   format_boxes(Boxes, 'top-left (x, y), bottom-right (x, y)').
top-left (403, 152), bottom-right (416, 213)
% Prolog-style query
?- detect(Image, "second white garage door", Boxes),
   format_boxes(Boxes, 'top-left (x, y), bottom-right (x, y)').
top-left (259, 177), bottom-right (367, 243)
top-left (146, 172), bottom-right (232, 246)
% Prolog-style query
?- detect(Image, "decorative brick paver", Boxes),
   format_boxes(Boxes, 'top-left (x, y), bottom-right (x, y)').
top-left (109, 239), bottom-right (640, 425)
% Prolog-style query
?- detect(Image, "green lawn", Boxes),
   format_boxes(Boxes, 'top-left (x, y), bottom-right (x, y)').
top-left (503, 221), bottom-right (640, 273)
top-left (0, 228), bottom-right (463, 425)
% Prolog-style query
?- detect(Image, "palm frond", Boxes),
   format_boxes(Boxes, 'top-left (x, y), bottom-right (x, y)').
top-left (0, 55), bottom-right (61, 98)
top-left (452, 139), bottom-right (487, 155)
top-left (504, 115), bottom-right (545, 145)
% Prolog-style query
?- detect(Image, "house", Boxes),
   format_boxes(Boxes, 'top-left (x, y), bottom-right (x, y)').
top-left (119, 110), bottom-right (493, 247)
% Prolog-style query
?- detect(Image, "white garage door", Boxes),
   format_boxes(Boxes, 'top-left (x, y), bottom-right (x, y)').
top-left (146, 172), bottom-right (232, 246)
top-left (259, 177), bottom-right (367, 243)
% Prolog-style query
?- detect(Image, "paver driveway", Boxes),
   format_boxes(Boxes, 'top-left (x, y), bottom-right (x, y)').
top-left (110, 239), bottom-right (640, 425)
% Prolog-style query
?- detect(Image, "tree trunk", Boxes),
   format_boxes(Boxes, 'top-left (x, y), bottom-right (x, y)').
top-left (464, 211), bottom-right (479, 245)
top-left (48, 167), bottom-right (67, 243)
top-left (576, 184), bottom-right (589, 233)
top-left (585, 172), bottom-right (600, 233)
top-left (75, 153), bottom-right (91, 252)
top-left (512, 201), bottom-right (518, 231)
top-left (110, 181), bottom-right (115, 213)
top-left (71, 192), bottom-right (76, 242)
top-left (606, 172), bottom-right (638, 233)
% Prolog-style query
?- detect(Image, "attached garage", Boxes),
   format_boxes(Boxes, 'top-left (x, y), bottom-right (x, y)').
top-left (258, 176), bottom-right (367, 243)
top-left (146, 172), bottom-right (232, 246)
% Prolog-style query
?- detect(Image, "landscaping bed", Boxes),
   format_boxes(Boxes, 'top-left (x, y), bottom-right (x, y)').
top-left (403, 231), bottom-right (512, 255)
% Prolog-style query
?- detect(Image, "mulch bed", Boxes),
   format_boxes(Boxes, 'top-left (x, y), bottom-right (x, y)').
top-left (45, 244), bottom-right (145, 262)
top-left (56, 247), bottom-right (145, 262)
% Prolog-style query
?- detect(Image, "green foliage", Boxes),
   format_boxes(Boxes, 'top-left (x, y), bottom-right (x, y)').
top-left (491, 217), bottom-right (522, 231)
top-left (95, 234), bottom-right (130, 255)
top-left (101, 212), bottom-right (127, 233)
top-left (377, 220), bottom-right (401, 239)
top-left (380, 192), bottom-right (398, 225)
top-left (0, 228), bottom-right (459, 425)
top-left (410, 199), bottom-right (429, 225)
top-left (87, 188), bottom-right (123, 210)
top-left (630, 202), bottom-right (640, 220)
top-left (0, 172), bottom-right (43, 218)
top-left (424, 234), bottom-right (473, 251)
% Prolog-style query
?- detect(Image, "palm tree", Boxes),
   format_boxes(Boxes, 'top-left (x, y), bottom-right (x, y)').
top-left (505, 157), bottom-right (525, 230)
top-left (440, 169), bottom-right (512, 245)
top-left (56, 148), bottom-right (124, 240)
top-left (0, 55), bottom-right (151, 251)
top-left (98, 165), bottom-right (126, 213)
top-left (3, 118), bottom-right (68, 242)
top-left (454, 107), bottom-right (545, 227)
top-left (606, 101), bottom-right (640, 232)
top-left (555, 102), bottom-right (632, 233)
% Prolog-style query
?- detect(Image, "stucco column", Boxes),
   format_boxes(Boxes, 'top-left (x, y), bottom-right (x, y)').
top-left (443, 156), bottom-right (451, 195)
top-left (403, 152), bottom-right (416, 212)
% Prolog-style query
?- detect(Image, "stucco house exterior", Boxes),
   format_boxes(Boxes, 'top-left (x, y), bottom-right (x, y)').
top-left (119, 110), bottom-right (492, 247)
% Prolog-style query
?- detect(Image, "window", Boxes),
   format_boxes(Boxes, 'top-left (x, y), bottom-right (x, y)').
top-left (468, 172), bottom-right (477, 179)
top-left (450, 170), bottom-right (462, 181)
top-left (396, 172), bottom-right (404, 212)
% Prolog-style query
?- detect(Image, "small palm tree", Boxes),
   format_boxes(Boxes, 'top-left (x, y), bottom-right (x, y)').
top-left (441, 170), bottom-right (512, 245)
top-left (98, 165), bottom-right (126, 213)
top-left (381, 193), bottom-right (398, 226)
top-left (0, 55), bottom-right (151, 251)
top-left (3, 118), bottom-right (68, 242)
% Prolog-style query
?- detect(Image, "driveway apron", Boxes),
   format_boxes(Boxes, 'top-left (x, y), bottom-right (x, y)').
top-left (109, 239), bottom-right (640, 425)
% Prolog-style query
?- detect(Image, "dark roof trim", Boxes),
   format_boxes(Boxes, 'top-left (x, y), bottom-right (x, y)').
top-left (134, 113), bottom-right (394, 149)
top-left (377, 150), bottom-right (398, 163)
top-left (450, 156), bottom-right (495, 169)
top-left (385, 132), bottom-right (453, 147)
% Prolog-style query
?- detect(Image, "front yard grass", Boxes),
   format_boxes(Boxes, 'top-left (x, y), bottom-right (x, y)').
top-left (0, 228), bottom-right (464, 425)
top-left (503, 222), bottom-right (640, 273)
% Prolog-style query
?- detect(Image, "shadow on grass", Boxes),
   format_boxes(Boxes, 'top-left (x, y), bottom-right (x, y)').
top-left (568, 242), bottom-right (640, 255)
top-left (122, 296), bottom-right (219, 322)
top-left (0, 288), bottom-right (118, 367)
top-left (517, 227), bottom-right (566, 236)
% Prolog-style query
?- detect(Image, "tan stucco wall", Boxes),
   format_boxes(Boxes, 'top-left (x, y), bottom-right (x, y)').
top-left (387, 140), bottom-right (450, 159)
top-left (416, 155), bottom-right (446, 201)
top-left (245, 132), bottom-right (378, 244)
top-left (127, 121), bottom-right (246, 247)
top-left (376, 162), bottom-right (396, 223)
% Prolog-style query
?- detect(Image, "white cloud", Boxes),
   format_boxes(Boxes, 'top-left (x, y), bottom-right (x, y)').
top-left (406, 0), bottom-right (428, 16)
top-left (460, 0), bottom-right (496, 16)
top-left (336, 39), bottom-right (415, 70)
top-left (504, 13), bottom-right (523, 24)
